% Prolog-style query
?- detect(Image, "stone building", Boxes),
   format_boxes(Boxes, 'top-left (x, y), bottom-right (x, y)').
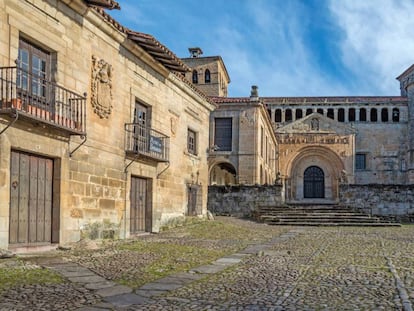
top-left (0, 0), bottom-right (215, 250)
top-left (184, 49), bottom-right (414, 209)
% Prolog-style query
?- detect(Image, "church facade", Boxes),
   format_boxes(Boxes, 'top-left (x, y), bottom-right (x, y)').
top-left (182, 49), bottom-right (414, 206)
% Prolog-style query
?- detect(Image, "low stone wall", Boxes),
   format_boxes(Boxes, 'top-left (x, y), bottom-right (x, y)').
top-left (208, 185), bottom-right (283, 217)
top-left (339, 184), bottom-right (414, 222)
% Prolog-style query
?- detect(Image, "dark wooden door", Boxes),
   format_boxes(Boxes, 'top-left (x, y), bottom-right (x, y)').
top-left (9, 151), bottom-right (54, 245)
top-left (303, 166), bottom-right (325, 198)
top-left (130, 176), bottom-right (151, 233)
top-left (187, 185), bottom-right (201, 216)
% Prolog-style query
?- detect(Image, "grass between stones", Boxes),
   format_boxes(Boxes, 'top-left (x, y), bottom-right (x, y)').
top-left (67, 218), bottom-right (289, 289)
top-left (0, 261), bottom-right (63, 293)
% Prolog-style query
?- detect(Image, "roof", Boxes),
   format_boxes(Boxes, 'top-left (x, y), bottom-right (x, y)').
top-left (211, 96), bottom-right (408, 105)
top-left (84, 0), bottom-right (120, 10)
top-left (89, 7), bottom-right (190, 73)
top-left (396, 64), bottom-right (414, 80)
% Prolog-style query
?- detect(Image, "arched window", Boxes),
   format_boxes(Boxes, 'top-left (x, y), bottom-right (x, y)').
top-left (306, 108), bottom-right (313, 116)
top-left (338, 108), bottom-right (345, 122)
top-left (327, 108), bottom-right (334, 119)
top-left (275, 109), bottom-right (282, 122)
top-left (192, 70), bottom-right (198, 84)
top-left (317, 108), bottom-right (323, 115)
top-left (392, 108), bottom-right (400, 122)
top-left (285, 109), bottom-right (292, 121)
top-left (348, 108), bottom-right (356, 122)
top-left (295, 109), bottom-right (303, 119)
top-left (370, 108), bottom-right (377, 122)
top-left (205, 69), bottom-right (211, 83)
top-left (381, 108), bottom-right (388, 122)
top-left (359, 108), bottom-right (367, 121)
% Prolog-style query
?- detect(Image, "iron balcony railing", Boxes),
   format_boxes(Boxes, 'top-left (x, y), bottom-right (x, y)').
top-left (0, 66), bottom-right (86, 134)
top-left (125, 123), bottom-right (169, 162)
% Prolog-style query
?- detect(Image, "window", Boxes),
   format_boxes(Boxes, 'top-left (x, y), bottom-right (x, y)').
top-left (192, 70), bottom-right (198, 84)
top-left (275, 109), bottom-right (282, 122)
top-left (295, 109), bottom-right (303, 119)
top-left (349, 108), bottom-right (356, 122)
top-left (356, 154), bottom-right (366, 170)
top-left (327, 108), bottom-right (334, 119)
top-left (306, 108), bottom-right (313, 116)
top-left (317, 108), bottom-right (323, 115)
top-left (18, 38), bottom-right (51, 99)
top-left (204, 69), bottom-right (211, 83)
top-left (260, 126), bottom-right (264, 157)
top-left (370, 108), bottom-right (377, 122)
top-left (392, 108), bottom-right (400, 122)
top-left (188, 129), bottom-right (197, 155)
top-left (381, 108), bottom-right (389, 122)
top-left (214, 118), bottom-right (232, 151)
top-left (359, 108), bottom-right (367, 121)
top-left (285, 109), bottom-right (292, 121)
top-left (338, 108), bottom-right (345, 122)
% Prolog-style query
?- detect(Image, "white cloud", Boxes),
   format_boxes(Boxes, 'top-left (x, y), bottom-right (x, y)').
top-left (328, 0), bottom-right (414, 95)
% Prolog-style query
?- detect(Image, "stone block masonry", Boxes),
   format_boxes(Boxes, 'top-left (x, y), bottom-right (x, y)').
top-left (208, 185), bottom-right (283, 217)
top-left (339, 184), bottom-right (414, 222)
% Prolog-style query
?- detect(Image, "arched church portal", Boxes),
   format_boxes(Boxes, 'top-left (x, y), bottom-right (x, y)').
top-left (286, 147), bottom-right (344, 201)
top-left (209, 162), bottom-right (237, 185)
top-left (303, 166), bottom-right (325, 198)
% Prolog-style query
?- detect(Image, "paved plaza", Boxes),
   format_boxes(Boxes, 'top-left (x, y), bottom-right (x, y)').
top-left (1, 218), bottom-right (413, 310)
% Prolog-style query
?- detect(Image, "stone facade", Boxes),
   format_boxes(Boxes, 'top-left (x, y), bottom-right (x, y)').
top-left (207, 185), bottom-right (283, 217)
top-left (0, 0), bottom-right (214, 249)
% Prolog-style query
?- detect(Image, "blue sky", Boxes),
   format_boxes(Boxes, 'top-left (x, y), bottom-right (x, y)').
top-left (109, 0), bottom-right (414, 97)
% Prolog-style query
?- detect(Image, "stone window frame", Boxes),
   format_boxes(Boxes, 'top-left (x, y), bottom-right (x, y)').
top-left (355, 153), bottom-right (368, 170)
top-left (187, 128), bottom-right (197, 155)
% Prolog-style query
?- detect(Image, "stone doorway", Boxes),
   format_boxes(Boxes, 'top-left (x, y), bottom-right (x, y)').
top-left (303, 166), bottom-right (325, 198)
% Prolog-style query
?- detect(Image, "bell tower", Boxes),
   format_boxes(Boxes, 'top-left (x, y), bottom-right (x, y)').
top-left (181, 47), bottom-right (230, 97)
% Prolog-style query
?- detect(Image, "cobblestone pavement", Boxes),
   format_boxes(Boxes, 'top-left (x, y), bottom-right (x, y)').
top-left (1, 219), bottom-right (414, 310)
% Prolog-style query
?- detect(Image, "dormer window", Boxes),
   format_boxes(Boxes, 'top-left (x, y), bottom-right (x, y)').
top-left (192, 70), bottom-right (198, 84)
top-left (205, 69), bottom-right (211, 83)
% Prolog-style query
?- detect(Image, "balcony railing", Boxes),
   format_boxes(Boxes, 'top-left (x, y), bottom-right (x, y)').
top-left (125, 123), bottom-right (169, 162)
top-left (0, 66), bottom-right (86, 134)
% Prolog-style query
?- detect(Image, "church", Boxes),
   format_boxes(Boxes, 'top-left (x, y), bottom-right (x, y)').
top-left (182, 48), bottom-right (414, 219)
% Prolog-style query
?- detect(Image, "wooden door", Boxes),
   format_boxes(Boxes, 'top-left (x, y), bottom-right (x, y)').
top-left (187, 185), bottom-right (202, 216)
top-left (303, 166), bottom-right (325, 198)
top-left (130, 176), bottom-right (151, 233)
top-left (9, 151), bottom-right (54, 245)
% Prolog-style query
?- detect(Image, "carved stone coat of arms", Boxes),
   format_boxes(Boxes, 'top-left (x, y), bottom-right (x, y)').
top-left (91, 55), bottom-right (113, 118)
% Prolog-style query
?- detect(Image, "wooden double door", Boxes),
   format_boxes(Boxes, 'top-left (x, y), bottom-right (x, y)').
top-left (9, 151), bottom-right (58, 246)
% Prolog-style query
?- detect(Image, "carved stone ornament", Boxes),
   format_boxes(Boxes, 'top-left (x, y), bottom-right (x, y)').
top-left (170, 117), bottom-right (178, 137)
top-left (91, 55), bottom-right (113, 118)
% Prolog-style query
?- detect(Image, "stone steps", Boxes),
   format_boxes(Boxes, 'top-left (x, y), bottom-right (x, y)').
top-left (256, 204), bottom-right (401, 227)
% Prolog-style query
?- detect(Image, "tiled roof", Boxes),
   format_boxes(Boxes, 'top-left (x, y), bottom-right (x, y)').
top-left (84, 0), bottom-right (120, 10)
top-left (127, 31), bottom-right (190, 73)
top-left (89, 7), bottom-right (189, 73)
top-left (210, 97), bottom-right (251, 104)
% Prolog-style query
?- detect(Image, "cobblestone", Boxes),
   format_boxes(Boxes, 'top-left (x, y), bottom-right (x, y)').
top-left (0, 219), bottom-right (413, 310)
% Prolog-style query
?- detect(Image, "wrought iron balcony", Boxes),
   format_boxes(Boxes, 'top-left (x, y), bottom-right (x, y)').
top-left (0, 66), bottom-right (86, 134)
top-left (125, 123), bottom-right (169, 162)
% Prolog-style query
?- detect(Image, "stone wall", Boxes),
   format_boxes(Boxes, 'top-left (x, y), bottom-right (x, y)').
top-left (339, 184), bottom-right (414, 222)
top-left (208, 185), bottom-right (283, 217)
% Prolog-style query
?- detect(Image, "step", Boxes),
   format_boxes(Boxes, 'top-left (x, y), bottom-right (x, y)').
top-left (263, 222), bottom-right (401, 227)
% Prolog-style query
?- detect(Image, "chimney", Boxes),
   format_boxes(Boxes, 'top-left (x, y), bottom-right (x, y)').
top-left (250, 85), bottom-right (259, 101)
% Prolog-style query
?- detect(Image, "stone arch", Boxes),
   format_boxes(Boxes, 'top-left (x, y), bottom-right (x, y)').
top-left (285, 146), bottom-right (345, 201)
top-left (209, 161), bottom-right (237, 185)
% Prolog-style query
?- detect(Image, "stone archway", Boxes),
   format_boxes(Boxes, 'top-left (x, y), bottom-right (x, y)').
top-left (209, 162), bottom-right (237, 185)
top-left (286, 146), bottom-right (345, 201)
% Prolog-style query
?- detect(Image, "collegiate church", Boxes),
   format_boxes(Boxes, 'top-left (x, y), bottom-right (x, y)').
top-left (182, 48), bottom-right (414, 204)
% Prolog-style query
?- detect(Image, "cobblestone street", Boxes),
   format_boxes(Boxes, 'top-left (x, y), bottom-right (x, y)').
top-left (1, 218), bottom-right (413, 310)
